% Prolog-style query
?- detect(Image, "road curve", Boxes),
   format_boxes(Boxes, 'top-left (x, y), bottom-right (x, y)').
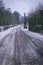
top-left (0, 27), bottom-right (43, 65)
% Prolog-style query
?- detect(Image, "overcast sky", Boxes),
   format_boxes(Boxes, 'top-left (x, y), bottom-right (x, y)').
top-left (3, 0), bottom-right (43, 15)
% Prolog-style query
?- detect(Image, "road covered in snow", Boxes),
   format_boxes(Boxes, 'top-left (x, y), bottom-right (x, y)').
top-left (0, 25), bottom-right (43, 65)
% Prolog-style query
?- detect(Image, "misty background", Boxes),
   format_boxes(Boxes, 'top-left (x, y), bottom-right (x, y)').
top-left (3, 0), bottom-right (43, 15)
top-left (0, 0), bottom-right (43, 33)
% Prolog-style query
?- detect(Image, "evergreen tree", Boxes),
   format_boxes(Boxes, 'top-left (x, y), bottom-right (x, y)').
top-left (27, 4), bottom-right (43, 33)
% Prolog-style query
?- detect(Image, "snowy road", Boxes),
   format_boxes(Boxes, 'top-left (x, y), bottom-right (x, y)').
top-left (0, 26), bottom-right (43, 65)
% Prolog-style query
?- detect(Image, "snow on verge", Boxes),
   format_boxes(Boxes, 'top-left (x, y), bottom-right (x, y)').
top-left (0, 25), bottom-right (22, 40)
top-left (22, 28), bottom-right (43, 41)
top-left (0, 28), bottom-right (13, 40)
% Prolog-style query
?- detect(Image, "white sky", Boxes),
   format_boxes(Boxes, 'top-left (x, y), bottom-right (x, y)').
top-left (3, 0), bottom-right (43, 15)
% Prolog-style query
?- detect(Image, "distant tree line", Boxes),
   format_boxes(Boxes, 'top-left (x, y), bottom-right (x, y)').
top-left (0, 0), bottom-right (22, 26)
top-left (24, 4), bottom-right (43, 33)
